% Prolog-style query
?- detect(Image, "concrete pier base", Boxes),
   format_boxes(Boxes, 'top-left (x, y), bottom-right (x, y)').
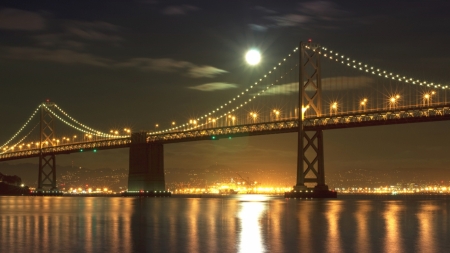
top-left (128, 132), bottom-right (165, 191)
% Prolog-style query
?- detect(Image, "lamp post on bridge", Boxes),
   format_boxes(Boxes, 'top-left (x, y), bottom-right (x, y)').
top-left (330, 102), bottom-right (338, 115)
top-left (360, 98), bottom-right (367, 112)
top-left (272, 109), bottom-right (280, 121)
top-left (226, 115), bottom-right (236, 126)
top-left (423, 91), bottom-right (435, 106)
top-left (389, 95), bottom-right (400, 110)
top-left (249, 112), bottom-right (258, 123)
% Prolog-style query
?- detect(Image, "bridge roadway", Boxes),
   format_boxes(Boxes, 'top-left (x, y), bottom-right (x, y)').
top-left (1, 103), bottom-right (450, 161)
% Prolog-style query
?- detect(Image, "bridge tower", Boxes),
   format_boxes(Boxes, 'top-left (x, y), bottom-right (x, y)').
top-left (37, 101), bottom-right (58, 191)
top-left (293, 41), bottom-right (331, 194)
top-left (128, 132), bottom-right (165, 191)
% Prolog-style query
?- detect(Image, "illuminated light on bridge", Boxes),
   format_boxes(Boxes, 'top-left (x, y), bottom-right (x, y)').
top-left (330, 102), bottom-right (338, 115)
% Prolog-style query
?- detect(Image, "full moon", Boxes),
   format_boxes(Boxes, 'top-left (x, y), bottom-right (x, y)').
top-left (245, 49), bottom-right (261, 65)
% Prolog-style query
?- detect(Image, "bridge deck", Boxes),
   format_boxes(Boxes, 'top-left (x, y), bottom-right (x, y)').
top-left (1, 104), bottom-right (449, 161)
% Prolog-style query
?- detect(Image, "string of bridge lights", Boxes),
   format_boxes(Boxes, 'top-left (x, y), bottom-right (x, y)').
top-left (316, 46), bottom-right (447, 89)
top-left (0, 105), bottom-right (41, 150)
top-left (0, 123), bottom-right (39, 154)
top-left (2, 43), bottom-right (446, 143)
top-left (150, 47), bottom-right (301, 134)
top-left (43, 104), bottom-right (129, 138)
top-left (52, 104), bottom-right (124, 138)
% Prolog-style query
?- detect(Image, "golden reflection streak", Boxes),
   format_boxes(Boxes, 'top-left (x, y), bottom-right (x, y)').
top-left (354, 201), bottom-right (372, 253)
top-left (206, 199), bottom-right (219, 252)
top-left (224, 198), bottom-right (238, 252)
top-left (417, 203), bottom-right (439, 252)
top-left (383, 202), bottom-right (403, 253)
top-left (325, 201), bottom-right (343, 253)
top-left (298, 201), bottom-right (313, 253)
top-left (0, 197), bottom-right (137, 252)
top-left (187, 199), bottom-right (200, 253)
top-left (237, 195), bottom-right (268, 253)
top-left (268, 199), bottom-right (283, 252)
top-left (116, 198), bottom-right (132, 253)
top-left (84, 198), bottom-right (93, 253)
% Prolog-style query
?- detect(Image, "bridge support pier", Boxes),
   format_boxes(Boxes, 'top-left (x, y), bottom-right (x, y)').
top-left (295, 129), bottom-right (328, 191)
top-left (128, 132), bottom-right (165, 191)
top-left (38, 154), bottom-right (57, 190)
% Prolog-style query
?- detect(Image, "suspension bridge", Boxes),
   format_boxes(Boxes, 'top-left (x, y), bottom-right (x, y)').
top-left (1, 41), bottom-right (449, 197)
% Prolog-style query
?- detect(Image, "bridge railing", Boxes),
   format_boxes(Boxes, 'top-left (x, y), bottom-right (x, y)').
top-left (0, 138), bottom-right (131, 161)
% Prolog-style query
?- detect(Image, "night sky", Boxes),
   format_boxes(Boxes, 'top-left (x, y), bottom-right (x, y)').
top-left (1, 0), bottom-right (450, 186)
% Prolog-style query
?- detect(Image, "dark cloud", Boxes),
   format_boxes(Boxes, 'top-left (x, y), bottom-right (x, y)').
top-left (266, 14), bottom-right (310, 27)
top-left (252, 6), bottom-right (278, 14)
top-left (34, 33), bottom-right (86, 50)
top-left (2, 45), bottom-right (227, 78)
top-left (0, 8), bottom-right (45, 31)
top-left (298, 1), bottom-right (345, 20)
top-left (255, 1), bottom-right (347, 29)
top-left (64, 21), bottom-right (122, 42)
top-left (162, 5), bottom-right (199, 15)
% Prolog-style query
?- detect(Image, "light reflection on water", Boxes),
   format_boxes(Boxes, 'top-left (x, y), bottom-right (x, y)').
top-left (325, 201), bottom-right (343, 253)
top-left (237, 195), bottom-right (267, 253)
top-left (355, 201), bottom-right (372, 253)
top-left (383, 202), bottom-right (403, 253)
top-left (1, 195), bottom-right (450, 253)
top-left (417, 202), bottom-right (440, 253)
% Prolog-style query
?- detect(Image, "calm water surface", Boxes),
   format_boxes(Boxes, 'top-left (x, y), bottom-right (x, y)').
top-left (1, 194), bottom-right (449, 253)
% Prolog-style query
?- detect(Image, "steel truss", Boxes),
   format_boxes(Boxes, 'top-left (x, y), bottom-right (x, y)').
top-left (38, 101), bottom-right (57, 190)
top-left (2, 105), bottom-right (450, 161)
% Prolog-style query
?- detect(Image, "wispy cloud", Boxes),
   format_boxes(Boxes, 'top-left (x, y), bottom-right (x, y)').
top-left (189, 82), bottom-right (238, 91)
top-left (259, 76), bottom-right (374, 95)
top-left (162, 5), bottom-right (199, 15)
top-left (3, 47), bottom-right (113, 67)
top-left (3, 45), bottom-right (227, 78)
top-left (188, 66), bottom-right (228, 78)
top-left (298, 1), bottom-right (345, 21)
top-left (252, 1), bottom-right (347, 30)
top-left (117, 58), bottom-right (227, 78)
top-left (0, 8), bottom-right (45, 31)
top-left (117, 58), bottom-right (192, 72)
top-left (248, 24), bottom-right (268, 32)
top-left (267, 14), bottom-right (310, 27)
top-left (34, 33), bottom-right (86, 50)
top-left (64, 21), bottom-right (122, 42)
top-left (252, 6), bottom-right (278, 14)
top-left (31, 20), bottom-right (121, 51)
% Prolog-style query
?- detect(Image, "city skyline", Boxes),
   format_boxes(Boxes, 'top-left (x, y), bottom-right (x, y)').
top-left (1, 0), bottom-right (450, 187)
